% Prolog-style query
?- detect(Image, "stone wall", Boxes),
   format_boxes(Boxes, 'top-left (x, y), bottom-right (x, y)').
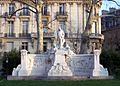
top-left (70, 54), bottom-right (94, 76)
top-left (12, 49), bottom-right (108, 77)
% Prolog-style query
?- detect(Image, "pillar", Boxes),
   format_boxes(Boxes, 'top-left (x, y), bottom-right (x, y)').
top-left (18, 50), bottom-right (28, 76)
top-left (93, 49), bottom-right (101, 76)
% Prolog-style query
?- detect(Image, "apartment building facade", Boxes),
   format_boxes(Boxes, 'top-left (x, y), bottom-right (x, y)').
top-left (101, 8), bottom-right (120, 51)
top-left (0, 0), bottom-right (102, 54)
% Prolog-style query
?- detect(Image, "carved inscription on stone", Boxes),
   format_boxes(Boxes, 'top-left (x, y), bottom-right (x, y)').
top-left (70, 55), bottom-right (94, 76)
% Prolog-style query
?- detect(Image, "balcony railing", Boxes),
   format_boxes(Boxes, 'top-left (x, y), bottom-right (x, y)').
top-left (19, 33), bottom-right (31, 38)
top-left (43, 32), bottom-right (54, 38)
top-left (31, 32), bottom-right (82, 39)
top-left (89, 33), bottom-right (104, 40)
top-left (20, 11), bottom-right (30, 16)
top-left (56, 12), bottom-right (68, 21)
top-left (4, 33), bottom-right (16, 37)
top-left (8, 11), bottom-right (16, 16)
top-left (56, 12), bottom-right (68, 16)
top-left (0, 33), bottom-right (3, 37)
top-left (42, 12), bottom-right (50, 16)
top-left (31, 32), bottom-right (55, 38)
top-left (65, 33), bottom-right (81, 38)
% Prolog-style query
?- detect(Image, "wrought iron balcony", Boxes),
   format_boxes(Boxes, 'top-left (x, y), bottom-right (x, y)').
top-left (8, 11), bottom-right (16, 16)
top-left (31, 32), bottom-right (55, 38)
top-left (31, 32), bottom-right (82, 39)
top-left (19, 33), bottom-right (31, 38)
top-left (42, 12), bottom-right (50, 20)
top-left (56, 12), bottom-right (68, 16)
top-left (0, 33), bottom-right (3, 37)
top-left (4, 33), bottom-right (16, 37)
top-left (65, 33), bottom-right (81, 39)
top-left (19, 11), bottom-right (30, 16)
top-left (42, 12), bottom-right (50, 16)
top-left (43, 32), bottom-right (54, 38)
top-left (89, 33), bottom-right (104, 40)
top-left (56, 12), bottom-right (68, 21)
top-left (31, 32), bottom-right (37, 38)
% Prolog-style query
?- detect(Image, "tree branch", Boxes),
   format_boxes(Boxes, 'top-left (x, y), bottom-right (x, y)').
top-left (8, 7), bottom-right (37, 18)
top-left (31, 0), bottom-right (37, 4)
top-left (12, 0), bottom-right (37, 10)
top-left (111, 0), bottom-right (120, 7)
top-left (47, 17), bottom-right (57, 25)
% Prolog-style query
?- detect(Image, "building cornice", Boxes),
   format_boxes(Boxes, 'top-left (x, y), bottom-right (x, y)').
top-left (0, 0), bottom-right (96, 4)
top-left (0, 0), bottom-right (102, 7)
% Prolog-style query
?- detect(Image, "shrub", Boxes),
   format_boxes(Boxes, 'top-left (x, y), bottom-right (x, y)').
top-left (2, 49), bottom-right (20, 75)
top-left (100, 49), bottom-right (120, 77)
top-left (115, 69), bottom-right (120, 79)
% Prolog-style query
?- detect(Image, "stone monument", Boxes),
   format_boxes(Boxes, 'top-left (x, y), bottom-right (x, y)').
top-left (12, 26), bottom-right (108, 78)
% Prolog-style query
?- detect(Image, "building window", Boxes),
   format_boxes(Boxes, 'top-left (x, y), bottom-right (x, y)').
top-left (42, 5), bottom-right (48, 15)
top-left (59, 3), bottom-right (65, 14)
top-left (9, 3), bottom-right (15, 15)
top-left (59, 21), bottom-right (66, 32)
top-left (8, 21), bottom-right (14, 36)
top-left (95, 22), bottom-right (97, 33)
top-left (22, 4), bottom-right (29, 16)
top-left (22, 42), bottom-right (28, 50)
top-left (22, 21), bottom-right (29, 34)
top-left (6, 42), bottom-right (14, 51)
top-left (105, 22), bottom-right (109, 28)
top-left (43, 42), bottom-right (47, 52)
top-left (42, 20), bottom-right (48, 33)
top-left (0, 4), bottom-right (2, 15)
top-left (0, 42), bottom-right (2, 49)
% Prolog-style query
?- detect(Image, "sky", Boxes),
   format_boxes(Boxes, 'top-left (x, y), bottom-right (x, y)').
top-left (100, 0), bottom-right (120, 15)
top-left (101, 0), bottom-right (120, 10)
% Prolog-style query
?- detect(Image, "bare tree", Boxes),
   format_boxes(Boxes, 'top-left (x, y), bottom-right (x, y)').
top-left (80, 0), bottom-right (102, 54)
top-left (6, 0), bottom-right (44, 53)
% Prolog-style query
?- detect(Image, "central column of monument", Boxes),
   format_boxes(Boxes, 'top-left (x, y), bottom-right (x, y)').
top-left (48, 27), bottom-right (73, 76)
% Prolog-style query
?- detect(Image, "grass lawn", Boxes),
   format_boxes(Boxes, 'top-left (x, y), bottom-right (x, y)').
top-left (0, 80), bottom-right (120, 86)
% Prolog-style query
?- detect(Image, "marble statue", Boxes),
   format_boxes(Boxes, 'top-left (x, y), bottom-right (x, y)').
top-left (12, 64), bottom-right (21, 76)
top-left (12, 68), bottom-right (17, 76)
top-left (57, 27), bottom-right (65, 49)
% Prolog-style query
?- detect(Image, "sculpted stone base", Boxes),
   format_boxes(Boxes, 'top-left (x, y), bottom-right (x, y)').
top-left (12, 49), bottom-right (108, 77)
top-left (48, 49), bottom-right (72, 76)
top-left (93, 65), bottom-right (108, 76)
top-left (18, 69), bottom-right (29, 76)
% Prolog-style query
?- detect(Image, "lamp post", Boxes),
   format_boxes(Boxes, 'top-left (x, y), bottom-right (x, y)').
top-left (5, 54), bottom-right (8, 78)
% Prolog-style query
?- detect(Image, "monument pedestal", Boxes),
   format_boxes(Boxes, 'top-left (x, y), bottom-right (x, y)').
top-left (93, 50), bottom-right (108, 76)
top-left (93, 65), bottom-right (108, 76)
top-left (18, 69), bottom-right (29, 76)
top-left (48, 49), bottom-right (72, 76)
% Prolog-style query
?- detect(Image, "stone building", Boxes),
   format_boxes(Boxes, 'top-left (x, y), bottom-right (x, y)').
top-left (101, 8), bottom-right (120, 51)
top-left (0, 0), bottom-right (103, 54)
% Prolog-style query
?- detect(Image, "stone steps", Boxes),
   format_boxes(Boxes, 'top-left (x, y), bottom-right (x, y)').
top-left (7, 76), bottom-right (114, 80)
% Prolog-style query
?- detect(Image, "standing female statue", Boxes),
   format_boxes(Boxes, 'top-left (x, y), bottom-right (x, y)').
top-left (57, 27), bottom-right (65, 49)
